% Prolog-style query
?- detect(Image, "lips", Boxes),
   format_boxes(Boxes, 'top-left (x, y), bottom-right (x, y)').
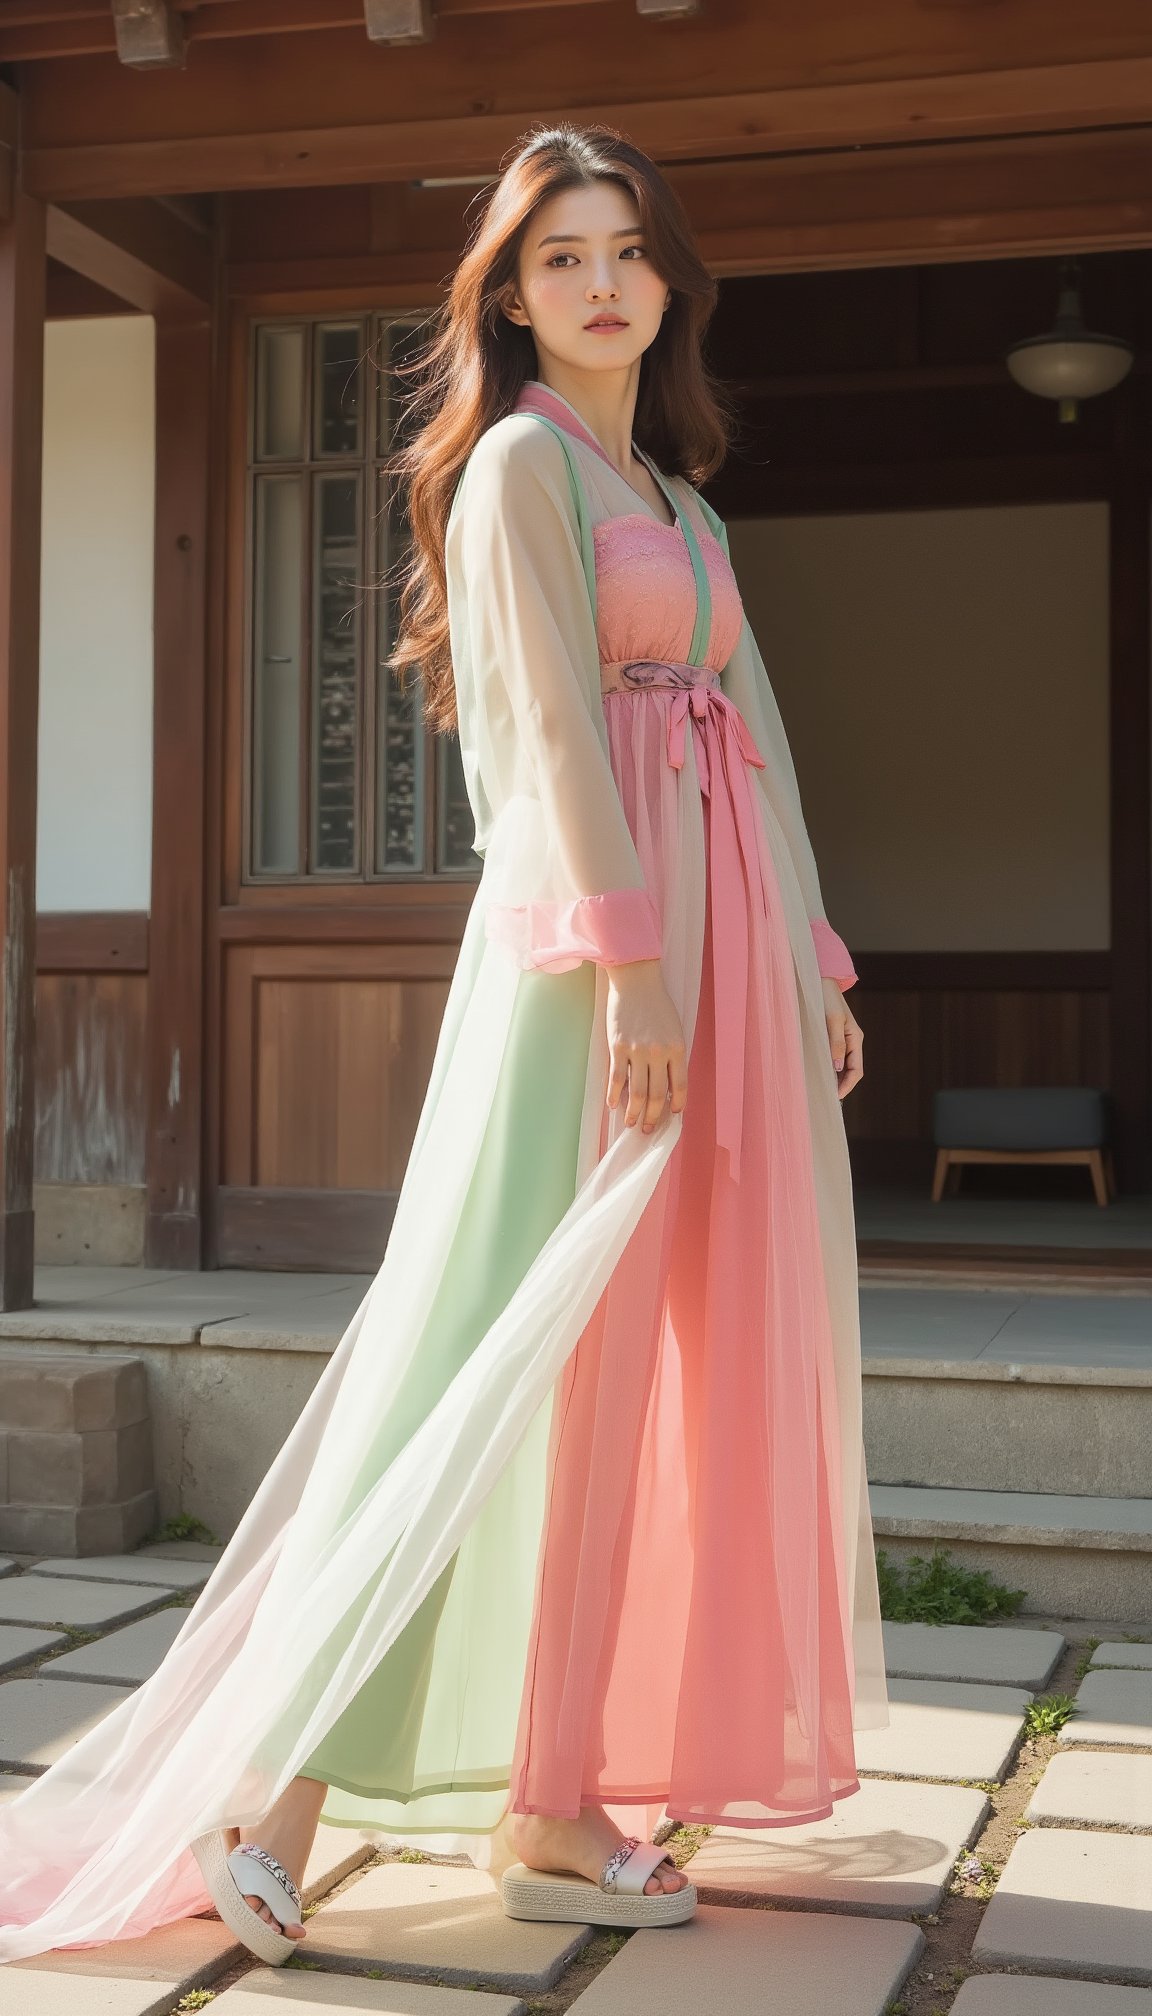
top-left (585, 317), bottom-right (628, 329)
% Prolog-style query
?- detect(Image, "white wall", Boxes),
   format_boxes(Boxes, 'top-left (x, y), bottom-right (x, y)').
top-left (727, 502), bottom-right (1110, 951)
top-left (37, 315), bottom-right (155, 912)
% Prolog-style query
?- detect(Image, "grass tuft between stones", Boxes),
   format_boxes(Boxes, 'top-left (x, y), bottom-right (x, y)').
top-left (876, 1545), bottom-right (1026, 1625)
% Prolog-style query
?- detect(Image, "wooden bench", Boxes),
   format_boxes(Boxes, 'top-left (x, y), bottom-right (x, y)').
top-left (931, 1086), bottom-right (1116, 1206)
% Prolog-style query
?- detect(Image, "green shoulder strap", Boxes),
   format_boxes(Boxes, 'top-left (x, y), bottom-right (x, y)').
top-left (691, 484), bottom-right (728, 555)
top-left (520, 411), bottom-right (599, 625)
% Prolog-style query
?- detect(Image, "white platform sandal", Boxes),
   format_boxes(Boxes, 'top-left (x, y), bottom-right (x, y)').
top-left (190, 1830), bottom-right (304, 1964)
top-left (501, 1834), bottom-right (697, 1928)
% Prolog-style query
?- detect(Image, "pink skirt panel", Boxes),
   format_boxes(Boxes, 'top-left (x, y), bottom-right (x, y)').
top-left (507, 683), bottom-right (859, 1828)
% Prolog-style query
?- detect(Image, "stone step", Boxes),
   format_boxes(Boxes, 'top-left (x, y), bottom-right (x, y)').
top-left (0, 1349), bottom-right (156, 1556)
top-left (870, 1483), bottom-right (1152, 1622)
top-left (864, 1353), bottom-right (1152, 1498)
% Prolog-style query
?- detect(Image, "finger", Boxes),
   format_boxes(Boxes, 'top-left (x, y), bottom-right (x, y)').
top-left (837, 1026), bottom-right (864, 1099)
top-left (826, 1011), bottom-right (848, 1077)
top-left (624, 1059), bottom-right (649, 1128)
top-left (668, 1046), bottom-right (688, 1115)
top-left (642, 1061), bottom-right (670, 1131)
top-left (606, 1047), bottom-right (628, 1111)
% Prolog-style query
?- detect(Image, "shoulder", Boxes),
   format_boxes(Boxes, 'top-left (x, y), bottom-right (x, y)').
top-left (462, 411), bottom-right (574, 495)
top-left (672, 475), bottom-right (725, 546)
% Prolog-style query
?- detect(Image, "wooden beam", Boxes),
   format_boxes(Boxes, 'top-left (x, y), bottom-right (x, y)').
top-left (20, 35), bottom-right (1152, 200)
top-left (111, 0), bottom-right (185, 69)
top-left (0, 191), bottom-right (46, 1308)
top-left (224, 129), bottom-right (1152, 300)
top-left (145, 317), bottom-right (212, 1266)
top-left (35, 911), bottom-right (149, 973)
top-left (46, 197), bottom-right (213, 317)
top-left (1108, 469), bottom-right (1152, 1188)
top-left (0, 0), bottom-right (613, 59)
top-left (636, 0), bottom-right (700, 13)
top-left (364, 0), bottom-right (435, 40)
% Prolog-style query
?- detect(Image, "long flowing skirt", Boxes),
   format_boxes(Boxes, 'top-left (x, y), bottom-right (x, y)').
top-left (0, 681), bottom-right (881, 1965)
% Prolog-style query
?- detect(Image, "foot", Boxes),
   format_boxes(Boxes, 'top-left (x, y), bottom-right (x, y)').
top-left (222, 1775), bottom-right (328, 1941)
top-left (510, 1805), bottom-right (689, 1897)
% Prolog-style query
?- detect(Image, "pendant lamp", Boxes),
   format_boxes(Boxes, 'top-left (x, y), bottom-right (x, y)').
top-left (1005, 258), bottom-right (1133, 425)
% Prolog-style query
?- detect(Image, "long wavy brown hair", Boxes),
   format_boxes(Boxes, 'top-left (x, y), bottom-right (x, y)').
top-left (381, 121), bottom-right (735, 734)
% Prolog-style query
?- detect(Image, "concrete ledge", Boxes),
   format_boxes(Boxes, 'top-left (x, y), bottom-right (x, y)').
top-left (870, 1485), bottom-right (1152, 1551)
top-left (864, 1361), bottom-right (1152, 1498)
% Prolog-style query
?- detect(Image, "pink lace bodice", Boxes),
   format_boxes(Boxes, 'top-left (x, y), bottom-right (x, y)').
top-left (594, 511), bottom-right (744, 692)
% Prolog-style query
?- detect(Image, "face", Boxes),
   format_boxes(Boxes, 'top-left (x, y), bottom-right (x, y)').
top-left (501, 177), bottom-right (672, 379)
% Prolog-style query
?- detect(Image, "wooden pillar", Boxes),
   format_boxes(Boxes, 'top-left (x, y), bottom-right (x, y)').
top-left (1108, 471), bottom-right (1152, 1190)
top-left (0, 190), bottom-right (45, 1309)
top-left (144, 318), bottom-right (211, 1267)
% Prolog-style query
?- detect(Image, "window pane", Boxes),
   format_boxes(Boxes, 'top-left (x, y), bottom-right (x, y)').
top-left (310, 473), bottom-right (361, 873)
top-left (252, 475), bottom-right (303, 873)
top-left (437, 732), bottom-right (480, 872)
top-left (374, 473), bottom-right (423, 870)
top-left (376, 315), bottom-right (423, 460)
top-left (314, 322), bottom-right (364, 459)
top-left (254, 325), bottom-right (306, 462)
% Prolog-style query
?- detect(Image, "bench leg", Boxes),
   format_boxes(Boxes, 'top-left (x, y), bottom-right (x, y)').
top-left (931, 1149), bottom-right (950, 1202)
top-left (1087, 1147), bottom-right (1110, 1207)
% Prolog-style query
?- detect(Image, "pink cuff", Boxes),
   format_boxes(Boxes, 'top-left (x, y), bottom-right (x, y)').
top-left (485, 889), bottom-right (662, 974)
top-left (810, 917), bottom-right (858, 990)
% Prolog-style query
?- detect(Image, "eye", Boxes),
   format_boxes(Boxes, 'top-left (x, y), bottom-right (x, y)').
top-left (620, 244), bottom-right (647, 259)
top-left (546, 252), bottom-right (577, 267)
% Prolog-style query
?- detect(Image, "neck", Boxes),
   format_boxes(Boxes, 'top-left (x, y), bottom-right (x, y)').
top-left (527, 369), bottom-right (640, 480)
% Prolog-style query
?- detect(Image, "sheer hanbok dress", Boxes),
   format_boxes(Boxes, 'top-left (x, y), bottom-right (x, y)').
top-left (0, 379), bottom-right (887, 1964)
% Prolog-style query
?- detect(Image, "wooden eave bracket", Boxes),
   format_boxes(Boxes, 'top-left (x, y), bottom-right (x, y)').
top-left (364, 1), bottom-right (435, 42)
top-left (112, 0), bottom-right (186, 71)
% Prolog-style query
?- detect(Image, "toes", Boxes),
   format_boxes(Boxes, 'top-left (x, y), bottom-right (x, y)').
top-left (643, 1860), bottom-right (683, 1895)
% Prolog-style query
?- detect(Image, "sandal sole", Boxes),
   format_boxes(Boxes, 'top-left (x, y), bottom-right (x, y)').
top-left (501, 1862), bottom-right (697, 1927)
top-left (190, 1830), bottom-right (299, 1964)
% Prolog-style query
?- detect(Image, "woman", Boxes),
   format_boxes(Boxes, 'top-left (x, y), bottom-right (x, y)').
top-left (0, 123), bottom-right (887, 1967)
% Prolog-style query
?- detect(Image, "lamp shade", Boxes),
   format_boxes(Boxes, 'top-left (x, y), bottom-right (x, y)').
top-left (1005, 259), bottom-right (1133, 421)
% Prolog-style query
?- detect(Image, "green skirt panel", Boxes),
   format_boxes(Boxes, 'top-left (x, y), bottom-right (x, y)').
top-left (295, 958), bottom-right (595, 1834)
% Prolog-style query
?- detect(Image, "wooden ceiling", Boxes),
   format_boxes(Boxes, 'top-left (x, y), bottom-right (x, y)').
top-left (1, 0), bottom-right (695, 65)
top-left (5, 0), bottom-right (1152, 279)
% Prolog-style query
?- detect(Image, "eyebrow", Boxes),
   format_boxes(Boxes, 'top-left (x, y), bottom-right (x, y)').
top-left (535, 226), bottom-right (644, 247)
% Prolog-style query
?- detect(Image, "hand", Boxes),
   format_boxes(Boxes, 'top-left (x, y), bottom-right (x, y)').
top-left (821, 977), bottom-right (863, 1100)
top-left (604, 958), bottom-right (688, 1133)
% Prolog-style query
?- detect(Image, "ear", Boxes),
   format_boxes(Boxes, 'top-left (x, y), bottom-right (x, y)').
top-left (496, 282), bottom-right (528, 327)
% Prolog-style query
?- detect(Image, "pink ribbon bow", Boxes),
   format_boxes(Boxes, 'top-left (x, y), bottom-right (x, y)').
top-left (664, 680), bottom-right (768, 1186)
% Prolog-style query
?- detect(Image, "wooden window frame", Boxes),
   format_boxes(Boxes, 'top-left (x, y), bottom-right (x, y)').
top-left (229, 301), bottom-right (479, 900)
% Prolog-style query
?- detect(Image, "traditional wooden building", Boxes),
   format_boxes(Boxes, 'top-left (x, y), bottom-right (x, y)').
top-left (1, 0), bottom-right (1150, 1304)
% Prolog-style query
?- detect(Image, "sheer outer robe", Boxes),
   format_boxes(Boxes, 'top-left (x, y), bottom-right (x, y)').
top-left (0, 414), bottom-right (886, 1965)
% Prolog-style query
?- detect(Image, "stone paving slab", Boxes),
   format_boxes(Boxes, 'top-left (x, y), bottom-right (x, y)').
top-left (0, 1773), bottom-right (35, 1804)
top-left (853, 1677), bottom-right (1031, 1784)
top-left (0, 1560), bottom-right (14, 1577)
top-left (134, 1541), bottom-right (224, 1563)
top-left (883, 1621), bottom-right (1065, 1689)
top-left (301, 1822), bottom-right (376, 1905)
top-left (0, 1574), bottom-right (168, 1630)
top-left (44, 1608), bottom-right (187, 1684)
top-left (1026, 1749), bottom-right (1152, 1830)
top-left (0, 1916), bottom-right (238, 2015)
top-left (1061, 1669), bottom-right (1152, 1748)
top-left (32, 1554), bottom-right (212, 1590)
top-left (953, 1977), bottom-right (1152, 2014)
top-left (0, 1623), bottom-right (66, 1672)
top-left (301, 1861), bottom-right (591, 1995)
top-left (0, 1676), bottom-right (134, 1770)
top-left (682, 1777), bottom-right (989, 1915)
top-left (215, 1968), bottom-right (528, 2014)
top-left (1092, 1642), bottom-right (1152, 1670)
top-left (973, 1828), bottom-right (1152, 1982)
top-left (566, 1901), bottom-right (922, 2015)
